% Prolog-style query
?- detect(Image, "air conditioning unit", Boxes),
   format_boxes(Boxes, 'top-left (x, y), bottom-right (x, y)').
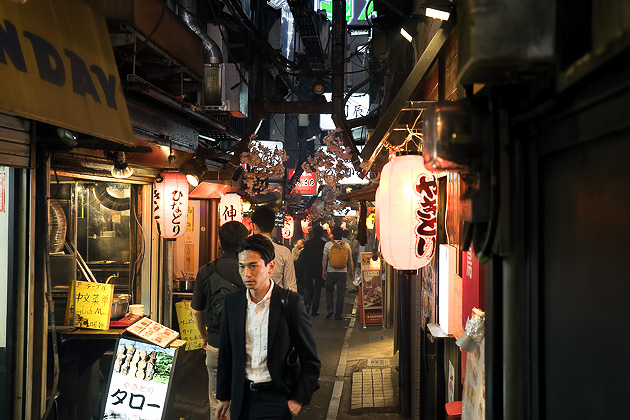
top-left (457, 0), bottom-right (555, 84)
top-left (202, 63), bottom-right (248, 118)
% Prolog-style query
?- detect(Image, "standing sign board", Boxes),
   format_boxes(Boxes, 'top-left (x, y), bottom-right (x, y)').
top-left (174, 300), bottom-right (203, 350)
top-left (359, 252), bottom-right (382, 326)
top-left (68, 281), bottom-right (114, 330)
top-left (103, 337), bottom-right (180, 420)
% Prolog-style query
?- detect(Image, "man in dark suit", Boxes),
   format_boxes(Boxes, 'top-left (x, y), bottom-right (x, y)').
top-left (215, 234), bottom-right (321, 420)
top-left (296, 225), bottom-right (328, 315)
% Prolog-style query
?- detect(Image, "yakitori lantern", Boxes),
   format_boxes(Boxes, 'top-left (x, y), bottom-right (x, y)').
top-left (378, 153), bottom-right (438, 270)
top-left (219, 193), bottom-right (243, 225)
top-left (301, 217), bottom-right (312, 234)
top-left (282, 214), bottom-right (294, 239)
top-left (153, 170), bottom-right (189, 238)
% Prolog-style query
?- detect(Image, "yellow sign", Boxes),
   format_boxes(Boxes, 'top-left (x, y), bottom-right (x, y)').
top-left (175, 300), bottom-right (203, 351)
top-left (73, 281), bottom-right (114, 330)
top-left (0, 0), bottom-right (135, 146)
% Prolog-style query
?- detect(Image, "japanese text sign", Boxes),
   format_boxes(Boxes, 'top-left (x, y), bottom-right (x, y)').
top-left (72, 281), bottom-right (113, 330)
top-left (174, 300), bottom-right (203, 351)
top-left (103, 338), bottom-right (177, 420)
top-left (288, 170), bottom-right (317, 195)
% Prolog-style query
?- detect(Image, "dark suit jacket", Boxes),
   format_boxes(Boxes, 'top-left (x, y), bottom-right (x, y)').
top-left (297, 237), bottom-right (327, 278)
top-left (216, 284), bottom-right (321, 419)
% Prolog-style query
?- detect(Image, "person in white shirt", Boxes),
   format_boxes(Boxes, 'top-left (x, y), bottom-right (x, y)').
top-left (250, 206), bottom-right (298, 292)
top-left (215, 235), bottom-right (320, 420)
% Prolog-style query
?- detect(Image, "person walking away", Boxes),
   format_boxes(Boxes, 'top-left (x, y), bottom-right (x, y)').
top-left (297, 226), bottom-right (327, 315)
top-left (291, 239), bottom-right (304, 261)
top-left (292, 239), bottom-right (305, 295)
top-left (192, 221), bottom-right (249, 419)
top-left (215, 234), bottom-right (321, 419)
top-left (251, 206), bottom-right (298, 292)
top-left (322, 226), bottom-right (353, 320)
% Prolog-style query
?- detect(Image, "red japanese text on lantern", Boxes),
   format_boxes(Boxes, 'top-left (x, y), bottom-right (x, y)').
top-left (282, 215), bottom-right (294, 239)
top-left (414, 173), bottom-right (438, 262)
top-left (153, 171), bottom-right (189, 239)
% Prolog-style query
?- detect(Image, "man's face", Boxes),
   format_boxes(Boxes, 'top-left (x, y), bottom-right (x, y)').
top-left (238, 250), bottom-right (275, 292)
top-left (297, 240), bottom-right (304, 249)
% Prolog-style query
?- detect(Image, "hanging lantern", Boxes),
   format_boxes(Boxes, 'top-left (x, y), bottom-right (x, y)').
top-left (282, 214), bottom-right (295, 239)
top-left (374, 187), bottom-right (381, 241)
top-left (242, 217), bottom-right (253, 235)
top-left (219, 193), bottom-right (243, 225)
top-left (378, 153), bottom-right (438, 270)
top-left (153, 170), bottom-right (189, 239)
top-left (301, 217), bottom-right (312, 234)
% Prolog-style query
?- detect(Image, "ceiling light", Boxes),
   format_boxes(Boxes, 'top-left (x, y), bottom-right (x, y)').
top-left (400, 27), bottom-right (414, 42)
top-left (110, 151), bottom-right (134, 179)
top-left (186, 173), bottom-right (200, 187)
top-left (425, 7), bottom-right (450, 20)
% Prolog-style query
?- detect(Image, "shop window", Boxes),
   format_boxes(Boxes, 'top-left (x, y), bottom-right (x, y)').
top-left (49, 179), bottom-right (135, 325)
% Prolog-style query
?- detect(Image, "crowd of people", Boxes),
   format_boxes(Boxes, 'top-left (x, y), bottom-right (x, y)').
top-left (191, 205), bottom-right (360, 419)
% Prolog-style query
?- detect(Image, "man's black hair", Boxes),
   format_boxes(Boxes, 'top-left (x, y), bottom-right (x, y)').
top-left (311, 225), bottom-right (325, 239)
top-left (332, 226), bottom-right (343, 240)
top-left (342, 229), bottom-right (349, 238)
top-left (237, 234), bottom-right (276, 265)
top-left (219, 221), bottom-right (249, 254)
top-left (250, 206), bottom-right (276, 233)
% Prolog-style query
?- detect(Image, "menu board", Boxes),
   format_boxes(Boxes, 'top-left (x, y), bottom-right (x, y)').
top-left (71, 281), bottom-right (114, 330)
top-left (103, 337), bottom-right (178, 420)
top-left (359, 252), bottom-right (382, 325)
top-left (174, 300), bottom-right (203, 351)
top-left (126, 317), bottom-right (180, 348)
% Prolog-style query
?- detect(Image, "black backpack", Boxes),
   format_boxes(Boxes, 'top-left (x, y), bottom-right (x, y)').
top-left (207, 264), bottom-right (238, 327)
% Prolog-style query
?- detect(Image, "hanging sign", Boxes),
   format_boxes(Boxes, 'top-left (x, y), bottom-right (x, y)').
top-left (288, 170), bottom-right (317, 195)
top-left (103, 337), bottom-right (179, 420)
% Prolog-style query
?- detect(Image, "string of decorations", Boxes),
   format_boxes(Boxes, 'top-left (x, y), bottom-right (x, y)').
top-left (240, 135), bottom-right (288, 196)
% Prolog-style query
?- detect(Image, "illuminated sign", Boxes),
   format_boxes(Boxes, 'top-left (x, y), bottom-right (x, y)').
top-left (315, 0), bottom-right (377, 26)
top-left (288, 170), bottom-right (317, 195)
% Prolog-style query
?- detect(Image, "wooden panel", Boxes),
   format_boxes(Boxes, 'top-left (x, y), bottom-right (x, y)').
top-left (0, 113), bottom-right (30, 167)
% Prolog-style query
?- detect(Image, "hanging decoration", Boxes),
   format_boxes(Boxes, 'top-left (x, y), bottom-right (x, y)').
top-left (300, 217), bottom-right (312, 234)
top-left (281, 214), bottom-right (294, 239)
top-left (154, 169), bottom-right (189, 239)
top-left (378, 153), bottom-right (438, 270)
top-left (302, 130), bottom-right (354, 221)
top-left (219, 193), bottom-right (244, 225)
top-left (240, 136), bottom-right (288, 196)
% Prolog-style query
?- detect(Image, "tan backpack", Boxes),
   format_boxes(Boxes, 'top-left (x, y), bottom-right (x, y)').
top-left (328, 240), bottom-right (348, 269)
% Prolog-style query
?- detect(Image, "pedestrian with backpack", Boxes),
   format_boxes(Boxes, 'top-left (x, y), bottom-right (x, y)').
top-left (322, 226), bottom-right (354, 320)
top-left (192, 221), bottom-right (249, 419)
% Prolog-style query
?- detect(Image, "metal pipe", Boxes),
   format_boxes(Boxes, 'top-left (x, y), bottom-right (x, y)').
top-left (179, 0), bottom-right (223, 64)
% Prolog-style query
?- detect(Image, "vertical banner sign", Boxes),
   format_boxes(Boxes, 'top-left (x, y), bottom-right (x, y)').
top-left (359, 252), bottom-right (382, 325)
top-left (174, 300), bottom-right (203, 350)
top-left (71, 281), bottom-right (114, 330)
top-left (103, 338), bottom-right (177, 420)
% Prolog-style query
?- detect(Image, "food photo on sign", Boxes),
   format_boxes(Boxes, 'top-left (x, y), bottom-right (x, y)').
top-left (103, 338), bottom-right (178, 420)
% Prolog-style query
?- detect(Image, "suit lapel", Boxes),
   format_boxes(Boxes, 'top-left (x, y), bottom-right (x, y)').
top-left (235, 289), bottom-right (248, 360)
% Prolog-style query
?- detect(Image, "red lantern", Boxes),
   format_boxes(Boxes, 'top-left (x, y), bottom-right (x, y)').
top-left (301, 217), bottom-right (312, 234)
top-left (219, 193), bottom-right (243, 225)
top-left (378, 154), bottom-right (438, 270)
top-left (153, 170), bottom-right (189, 239)
top-left (282, 214), bottom-right (294, 239)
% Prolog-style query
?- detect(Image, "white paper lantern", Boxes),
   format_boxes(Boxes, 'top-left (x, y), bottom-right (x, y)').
top-left (153, 170), bottom-right (189, 239)
top-left (219, 193), bottom-right (243, 225)
top-left (378, 154), bottom-right (438, 270)
top-left (282, 214), bottom-right (294, 239)
top-left (301, 217), bottom-right (312, 234)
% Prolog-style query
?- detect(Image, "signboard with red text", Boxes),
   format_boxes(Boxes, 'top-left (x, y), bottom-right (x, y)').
top-left (288, 170), bottom-right (317, 195)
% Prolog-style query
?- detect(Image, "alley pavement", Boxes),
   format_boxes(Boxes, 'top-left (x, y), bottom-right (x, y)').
top-left (171, 288), bottom-right (402, 419)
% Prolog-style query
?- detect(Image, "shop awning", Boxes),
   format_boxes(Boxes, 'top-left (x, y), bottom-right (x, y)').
top-left (0, 0), bottom-right (135, 147)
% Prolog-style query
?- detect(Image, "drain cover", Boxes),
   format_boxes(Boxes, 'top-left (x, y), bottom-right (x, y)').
top-left (367, 358), bottom-right (388, 367)
top-left (367, 335), bottom-right (384, 342)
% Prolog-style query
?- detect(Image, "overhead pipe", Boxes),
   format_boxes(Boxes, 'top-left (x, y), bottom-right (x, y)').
top-left (179, 0), bottom-right (222, 64)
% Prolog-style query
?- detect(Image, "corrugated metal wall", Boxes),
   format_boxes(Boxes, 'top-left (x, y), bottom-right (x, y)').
top-left (0, 113), bottom-right (30, 168)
